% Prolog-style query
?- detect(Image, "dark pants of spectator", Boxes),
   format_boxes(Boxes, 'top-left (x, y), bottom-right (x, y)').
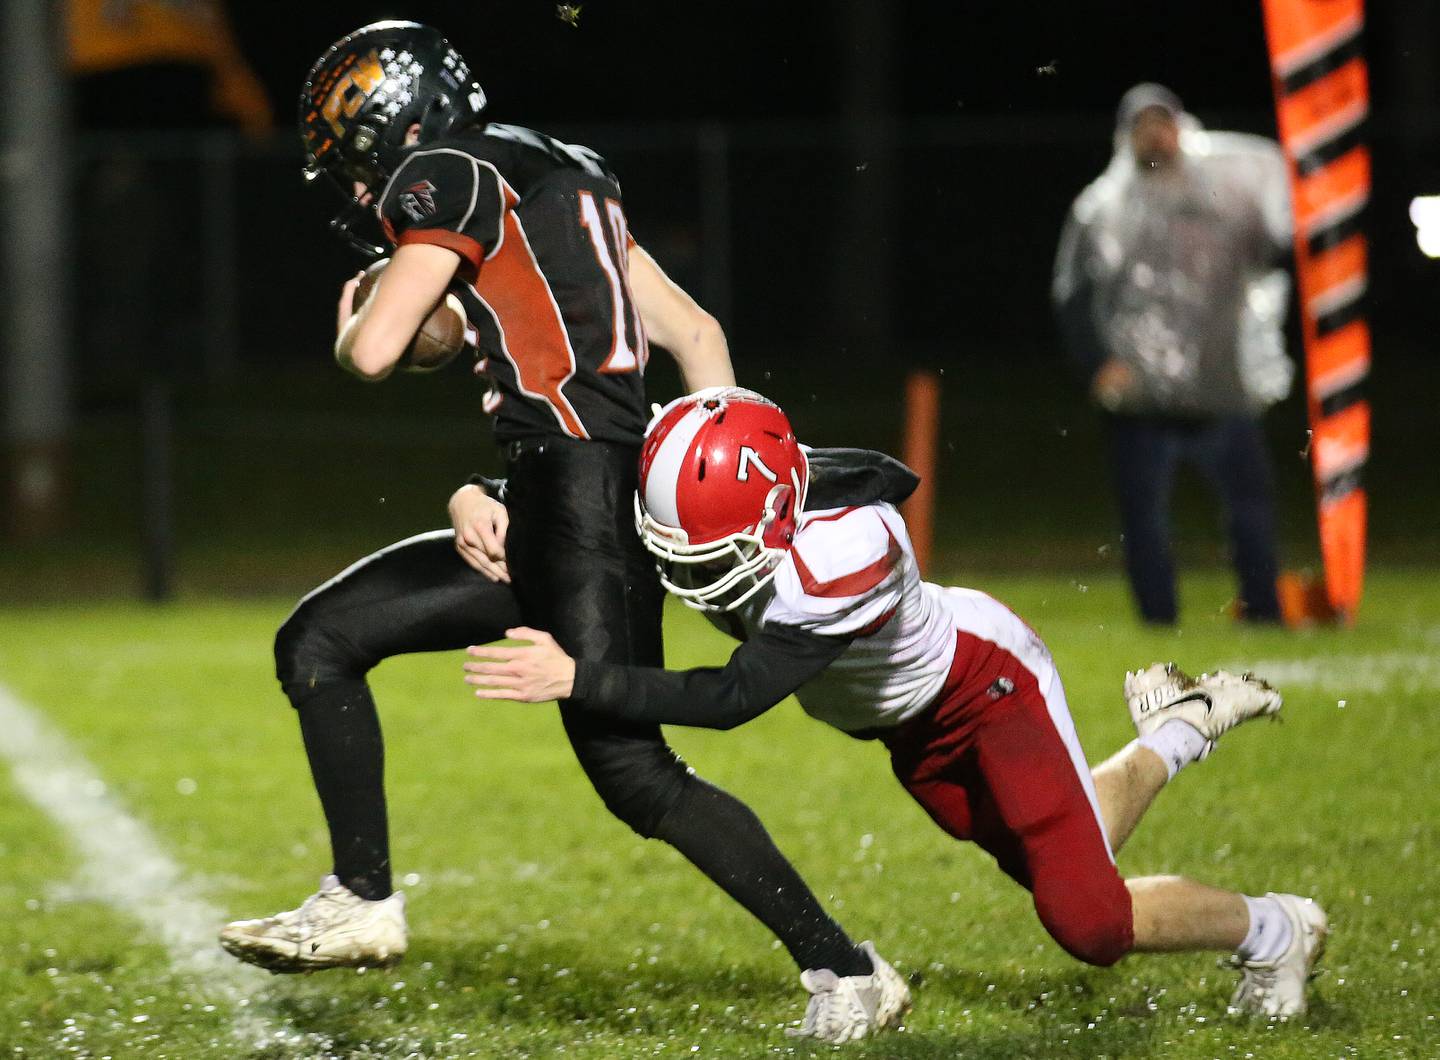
top-left (1107, 414), bottom-right (1281, 625)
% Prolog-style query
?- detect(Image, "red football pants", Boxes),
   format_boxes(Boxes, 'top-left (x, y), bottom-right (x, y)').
top-left (883, 631), bottom-right (1134, 966)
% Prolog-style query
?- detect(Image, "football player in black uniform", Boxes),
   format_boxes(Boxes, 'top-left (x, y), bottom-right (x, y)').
top-left (218, 21), bottom-right (899, 1044)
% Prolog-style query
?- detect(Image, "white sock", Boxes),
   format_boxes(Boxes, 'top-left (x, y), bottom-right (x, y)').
top-left (1136, 720), bottom-right (1209, 780)
top-left (1237, 894), bottom-right (1294, 964)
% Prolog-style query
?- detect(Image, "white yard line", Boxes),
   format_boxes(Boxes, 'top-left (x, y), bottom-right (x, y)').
top-left (0, 680), bottom-right (303, 1052)
top-left (1241, 652), bottom-right (1440, 695)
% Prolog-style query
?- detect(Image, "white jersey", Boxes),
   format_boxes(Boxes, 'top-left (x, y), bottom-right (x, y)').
top-left (708, 503), bottom-right (957, 731)
top-left (708, 502), bottom-right (1063, 732)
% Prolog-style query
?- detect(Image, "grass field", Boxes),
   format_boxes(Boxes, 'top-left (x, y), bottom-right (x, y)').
top-left (1, 568), bottom-right (1438, 1058)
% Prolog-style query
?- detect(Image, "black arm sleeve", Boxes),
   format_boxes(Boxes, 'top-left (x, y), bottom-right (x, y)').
top-left (804, 448), bottom-right (919, 509)
top-left (571, 622), bottom-right (851, 730)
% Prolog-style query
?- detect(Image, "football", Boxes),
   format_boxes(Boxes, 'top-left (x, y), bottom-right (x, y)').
top-left (352, 257), bottom-right (469, 372)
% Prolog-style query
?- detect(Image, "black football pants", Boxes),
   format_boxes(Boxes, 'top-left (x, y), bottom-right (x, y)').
top-left (273, 437), bottom-right (867, 975)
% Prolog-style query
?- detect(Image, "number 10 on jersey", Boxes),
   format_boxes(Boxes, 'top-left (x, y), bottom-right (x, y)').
top-left (578, 190), bottom-right (646, 374)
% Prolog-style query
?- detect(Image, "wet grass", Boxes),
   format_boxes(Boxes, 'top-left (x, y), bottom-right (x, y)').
top-left (1, 569), bottom-right (1437, 1056)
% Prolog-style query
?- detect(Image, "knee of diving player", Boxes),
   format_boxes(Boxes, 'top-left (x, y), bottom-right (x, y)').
top-left (1031, 861), bottom-right (1135, 966)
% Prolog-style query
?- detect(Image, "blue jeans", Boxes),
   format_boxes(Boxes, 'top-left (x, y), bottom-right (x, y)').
top-left (1107, 414), bottom-right (1281, 625)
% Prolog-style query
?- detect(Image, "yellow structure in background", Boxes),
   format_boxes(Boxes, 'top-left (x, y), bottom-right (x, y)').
top-left (66, 0), bottom-right (272, 132)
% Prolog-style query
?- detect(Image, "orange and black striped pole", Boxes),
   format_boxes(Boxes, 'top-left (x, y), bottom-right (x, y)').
top-left (1262, 0), bottom-right (1371, 623)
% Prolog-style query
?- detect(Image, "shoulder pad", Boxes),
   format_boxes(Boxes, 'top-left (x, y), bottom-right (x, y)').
top-left (483, 123), bottom-right (616, 183)
top-left (764, 507), bottom-right (905, 637)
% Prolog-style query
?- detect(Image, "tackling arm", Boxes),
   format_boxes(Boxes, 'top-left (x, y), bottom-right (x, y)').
top-left (335, 242), bottom-right (461, 380)
top-left (628, 244), bottom-right (735, 392)
top-left (575, 623), bottom-right (848, 729)
top-left (466, 623), bottom-right (849, 730)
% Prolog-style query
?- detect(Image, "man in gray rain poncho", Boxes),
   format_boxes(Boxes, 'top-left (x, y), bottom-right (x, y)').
top-left (1052, 83), bottom-right (1294, 625)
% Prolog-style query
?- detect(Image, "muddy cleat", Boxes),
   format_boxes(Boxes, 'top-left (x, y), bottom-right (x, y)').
top-left (1231, 893), bottom-right (1328, 1018)
top-left (785, 941), bottom-right (911, 1044)
top-left (219, 875), bottom-right (407, 973)
top-left (1125, 662), bottom-right (1282, 758)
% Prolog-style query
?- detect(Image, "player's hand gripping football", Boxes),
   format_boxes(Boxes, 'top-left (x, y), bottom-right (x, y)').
top-left (448, 484), bottom-right (510, 583)
top-left (464, 628), bottom-right (575, 702)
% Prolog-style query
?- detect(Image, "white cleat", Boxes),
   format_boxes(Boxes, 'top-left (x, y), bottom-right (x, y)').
top-left (219, 875), bottom-right (407, 973)
top-left (785, 941), bottom-right (911, 1044)
top-left (1125, 662), bottom-right (1282, 758)
top-left (1231, 893), bottom-right (1328, 1018)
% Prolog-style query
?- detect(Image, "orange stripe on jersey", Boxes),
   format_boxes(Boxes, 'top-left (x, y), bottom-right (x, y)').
top-left (793, 529), bottom-right (902, 599)
top-left (398, 228), bottom-right (485, 280)
top-left (471, 190), bottom-right (588, 439)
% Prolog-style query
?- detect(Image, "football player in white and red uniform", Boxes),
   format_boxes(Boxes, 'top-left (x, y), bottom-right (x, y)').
top-left (466, 388), bottom-right (1330, 1024)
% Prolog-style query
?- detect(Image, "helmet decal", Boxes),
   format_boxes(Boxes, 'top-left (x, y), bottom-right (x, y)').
top-left (318, 50), bottom-right (386, 140)
top-left (635, 389), bottom-right (809, 611)
top-left (299, 21), bottom-right (487, 257)
top-left (736, 446), bottom-right (779, 483)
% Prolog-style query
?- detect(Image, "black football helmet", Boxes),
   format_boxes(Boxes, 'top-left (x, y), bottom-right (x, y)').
top-left (299, 21), bottom-right (487, 256)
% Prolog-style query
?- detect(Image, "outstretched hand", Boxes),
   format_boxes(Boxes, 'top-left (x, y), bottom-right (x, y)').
top-left (465, 628), bottom-right (575, 702)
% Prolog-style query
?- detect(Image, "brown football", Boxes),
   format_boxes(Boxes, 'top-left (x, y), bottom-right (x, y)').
top-left (353, 257), bottom-right (468, 372)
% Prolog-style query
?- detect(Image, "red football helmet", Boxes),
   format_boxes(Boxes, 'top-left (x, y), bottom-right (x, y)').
top-left (636, 387), bottom-right (808, 611)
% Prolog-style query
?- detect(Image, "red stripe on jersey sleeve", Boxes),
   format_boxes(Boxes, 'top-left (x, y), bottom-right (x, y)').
top-left (793, 529), bottom-right (902, 599)
top-left (397, 228), bottom-right (484, 281)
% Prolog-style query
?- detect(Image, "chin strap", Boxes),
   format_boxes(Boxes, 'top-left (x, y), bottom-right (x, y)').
top-left (323, 172), bottom-right (388, 260)
top-left (329, 204), bottom-right (388, 260)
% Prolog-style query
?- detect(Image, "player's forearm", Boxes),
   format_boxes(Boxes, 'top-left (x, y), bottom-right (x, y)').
top-left (337, 245), bottom-right (459, 380)
top-left (570, 626), bottom-right (847, 730)
top-left (571, 660), bottom-right (773, 730)
top-left (334, 306), bottom-right (400, 381)
top-left (627, 245), bottom-right (735, 391)
top-left (669, 315), bottom-right (736, 392)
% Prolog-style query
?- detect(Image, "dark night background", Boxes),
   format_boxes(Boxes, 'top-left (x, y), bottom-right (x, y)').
top-left (72, 2), bottom-right (1440, 364)
top-left (17, 0), bottom-right (1437, 598)
top-left (232, 2), bottom-right (1341, 120)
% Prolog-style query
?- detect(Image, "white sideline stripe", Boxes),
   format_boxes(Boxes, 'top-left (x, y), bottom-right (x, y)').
top-left (0, 681), bottom-right (291, 1050)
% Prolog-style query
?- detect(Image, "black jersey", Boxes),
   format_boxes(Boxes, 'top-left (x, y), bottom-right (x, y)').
top-left (377, 123), bottom-right (648, 445)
